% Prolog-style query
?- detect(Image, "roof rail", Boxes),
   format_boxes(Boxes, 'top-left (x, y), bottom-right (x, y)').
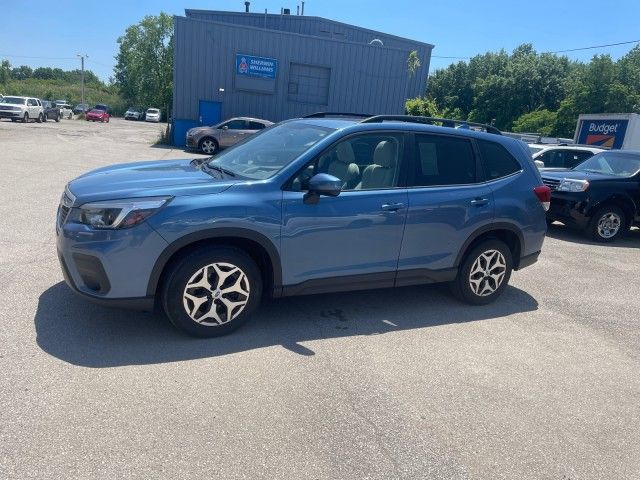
top-left (303, 112), bottom-right (373, 119)
top-left (360, 115), bottom-right (502, 135)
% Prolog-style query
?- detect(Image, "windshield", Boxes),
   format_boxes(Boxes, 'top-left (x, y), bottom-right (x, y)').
top-left (147, 109), bottom-right (159, 114)
top-left (206, 122), bottom-right (334, 180)
top-left (574, 151), bottom-right (640, 177)
top-left (2, 97), bottom-right (26, 105)
top-left (528, 146), bottom-right (543, 155)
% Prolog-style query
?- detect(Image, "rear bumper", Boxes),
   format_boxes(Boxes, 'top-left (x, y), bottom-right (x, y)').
top-left (517, 251), bottom-right (540, 270)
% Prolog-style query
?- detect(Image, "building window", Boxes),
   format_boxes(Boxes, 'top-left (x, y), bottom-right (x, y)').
top-left (288, 62), bottom-right (331, 106)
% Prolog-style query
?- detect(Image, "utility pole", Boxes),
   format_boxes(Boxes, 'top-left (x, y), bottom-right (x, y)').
top-left (77, 54), bottom-right (88, 108)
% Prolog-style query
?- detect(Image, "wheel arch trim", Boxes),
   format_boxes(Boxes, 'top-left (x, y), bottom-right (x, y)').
top-left (146, 228), bottom-right (282, 297)
top-left (454, 222), bottom-right (525, 269)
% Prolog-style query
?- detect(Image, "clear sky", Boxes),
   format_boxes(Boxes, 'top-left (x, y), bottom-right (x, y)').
top-left (1, 0), bottom-right (639, 82)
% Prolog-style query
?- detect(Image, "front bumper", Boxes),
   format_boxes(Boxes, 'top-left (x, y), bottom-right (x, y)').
top-left (546, 192), bottom-right (591, 229)
top-left (56, 218), bottom-right (169, 310)
top-left (0, 110), bottom-right (23, 118)
top-left (186, 135), bottom-right (198, 148)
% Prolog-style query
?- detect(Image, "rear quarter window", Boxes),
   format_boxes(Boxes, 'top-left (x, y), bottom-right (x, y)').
top-left (478, 140), bottom-right (522, 180)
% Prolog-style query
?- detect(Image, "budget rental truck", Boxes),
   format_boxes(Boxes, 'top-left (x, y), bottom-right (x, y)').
top-left (574, 113), bottom-right (640, 150)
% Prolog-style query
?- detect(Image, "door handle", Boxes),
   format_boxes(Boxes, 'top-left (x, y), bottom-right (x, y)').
top-left (381, 203), bottom-right (405, 212)
top-left (470, 198), bottom-right (489, 207)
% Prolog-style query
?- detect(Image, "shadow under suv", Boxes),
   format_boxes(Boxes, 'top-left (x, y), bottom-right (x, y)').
top-left (56, 114), bottom-right (549, 337)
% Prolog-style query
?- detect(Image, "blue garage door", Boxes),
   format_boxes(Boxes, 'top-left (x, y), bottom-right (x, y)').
top-left (199, 100), bottom-right (222, 126)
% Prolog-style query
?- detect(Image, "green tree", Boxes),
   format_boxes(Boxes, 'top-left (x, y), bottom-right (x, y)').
top-left (0, 60), bottom-right (11, 84)
top-left (407, 50), bottom-right (421, 77)
top-left (114, 13), bottom-right (174, 115)
top-left (512, 109), bottom-right (557, 135)
top-left (11, 65), bottom-right (32, 81)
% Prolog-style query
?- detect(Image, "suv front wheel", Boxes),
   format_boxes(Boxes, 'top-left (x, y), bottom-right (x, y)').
top-left (199, 137), bottom-right (218, 154)
top-left (451, 239), bottom-right (513, 305)
top-left (587, 205), bottom-right (626, 243)
top-left (162, 247), bottom-right (262, 337)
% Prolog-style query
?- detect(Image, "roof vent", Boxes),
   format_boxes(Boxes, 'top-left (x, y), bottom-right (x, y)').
top-left (369, 39), bottom-right (384, 47)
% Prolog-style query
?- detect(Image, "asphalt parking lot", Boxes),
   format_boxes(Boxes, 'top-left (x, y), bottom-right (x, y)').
top-left (1, 117), bottom-right (639, 479)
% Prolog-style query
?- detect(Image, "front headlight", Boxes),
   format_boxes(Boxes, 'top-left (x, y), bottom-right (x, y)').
top-left (67, 197), bottom-right (171, 229)
top-left (557, 179), bottom-right (589, 192)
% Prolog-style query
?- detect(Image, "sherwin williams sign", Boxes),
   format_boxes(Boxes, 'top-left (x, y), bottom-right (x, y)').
top-left (577, 119), bottom-right (629, 149)
top-left (236, 54), bottom-right (278, 79)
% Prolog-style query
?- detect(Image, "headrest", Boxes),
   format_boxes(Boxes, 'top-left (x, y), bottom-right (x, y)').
top-left (374, 141), bottom-right (397, 168)
top-left (335, 142), bottom-right (356, 164)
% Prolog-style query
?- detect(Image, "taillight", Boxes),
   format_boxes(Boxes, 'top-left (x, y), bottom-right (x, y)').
top-left (534, 185), bottom-right (551, 211)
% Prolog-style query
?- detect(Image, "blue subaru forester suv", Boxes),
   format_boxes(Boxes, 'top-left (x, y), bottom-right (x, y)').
top-left (56, 115), bottom-right (549, 336)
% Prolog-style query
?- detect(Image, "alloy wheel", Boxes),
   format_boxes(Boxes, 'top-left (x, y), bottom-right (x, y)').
top-left (597, 212), bottom-right (621, 239)
top-left (182, 262), bottom-right (250, 326)
top-left (201, 139), bottom-right (217, 154)
top-left (468, 249), bottom-right (507, 297)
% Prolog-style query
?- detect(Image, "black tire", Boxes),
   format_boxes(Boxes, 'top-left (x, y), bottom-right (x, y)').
top-left (162, 247), bottom-right (262, 337)
top-left (199, 137), bottom-right (218, 155)
top-left (586, 205), bottom-right (626, 243)
top-left (450, 239), bottom-right (513, 305)
top-left (55, 113), bottom-right (61, 122)
top-left (22, 112), bottom-right (29, 123)
top-left (43, 113), bottom-right (47, 122)
top-left (36, 113), bottom-right (43, 123)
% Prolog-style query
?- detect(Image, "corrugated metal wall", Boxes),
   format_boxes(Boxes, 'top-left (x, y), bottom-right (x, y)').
top-left (173, 13), bottom-right (432, 125)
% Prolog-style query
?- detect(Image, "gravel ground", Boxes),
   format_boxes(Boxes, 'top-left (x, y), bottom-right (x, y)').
top-left (1, 117), bottom-right (639, 479)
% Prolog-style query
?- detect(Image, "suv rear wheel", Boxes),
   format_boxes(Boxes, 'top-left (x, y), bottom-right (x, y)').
top-left (199, 137), bottom-right (218, 154)
top-left (162, 247), bottom-right (262, 337)
top-left (451, 239), bottom-right (513, 305)
top-left (587, 205), bottom-right (626, 243)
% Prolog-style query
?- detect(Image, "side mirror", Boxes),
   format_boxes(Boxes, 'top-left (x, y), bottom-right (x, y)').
top-left (304, 173), bottom-right (342, 204)
top-left (221, 125), bottom-right (229, 130)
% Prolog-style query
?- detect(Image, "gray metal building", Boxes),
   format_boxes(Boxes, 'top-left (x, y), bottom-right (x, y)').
top-left (172, 7), bottom-right (433, 145)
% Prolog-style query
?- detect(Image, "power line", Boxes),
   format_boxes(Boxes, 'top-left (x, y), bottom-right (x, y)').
top-left (0, 53), bottom-right (76, 60)
top-left (432, 55), bottom-right (470, 59)
top-left (548, 39), bottom-right (640, 54)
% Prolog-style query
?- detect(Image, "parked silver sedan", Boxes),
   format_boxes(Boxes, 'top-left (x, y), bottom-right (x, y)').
top-left (186, 117), bottom-right (273, 154)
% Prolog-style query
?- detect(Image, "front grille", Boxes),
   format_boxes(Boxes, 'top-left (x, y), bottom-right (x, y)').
top-left (57, 189), bottom-right (75, 229)
top-left (542, 178), bottom-right (561, 191)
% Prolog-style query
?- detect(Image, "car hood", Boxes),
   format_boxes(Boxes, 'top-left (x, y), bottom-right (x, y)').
top-left (68, 159), bottom-right (237, 204)
top-left (540, 170), bottom-right (617, 181)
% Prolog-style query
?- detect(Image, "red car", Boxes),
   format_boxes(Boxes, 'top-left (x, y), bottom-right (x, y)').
top-left (85, 107), bottom-right (110, 123)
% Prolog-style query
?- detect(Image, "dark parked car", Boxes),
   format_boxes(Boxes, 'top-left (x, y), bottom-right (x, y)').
top-left (542, 150), bottom-right (640, 242)
top-left (56, 114), bottom-right (549, 337)
top-left (73, 103), bottom-right (90, 115)
top-left (41, 100), bottom-right (61, 122)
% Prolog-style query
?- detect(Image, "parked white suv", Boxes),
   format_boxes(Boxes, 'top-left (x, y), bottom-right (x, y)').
top-left (145, 108), bottom-right (161, 123)
top-left (0, 96), bottom-right (44, 123)
top-left (528, 144), bottom-right (604, 170)
top-left (56, 103), bottom-right (73, 119)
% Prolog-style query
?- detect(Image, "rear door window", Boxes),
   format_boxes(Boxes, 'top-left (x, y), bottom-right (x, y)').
top-left (478, 140), bottom-right (522, 179)
top-left (409, 134), bottom-right (476, 187)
